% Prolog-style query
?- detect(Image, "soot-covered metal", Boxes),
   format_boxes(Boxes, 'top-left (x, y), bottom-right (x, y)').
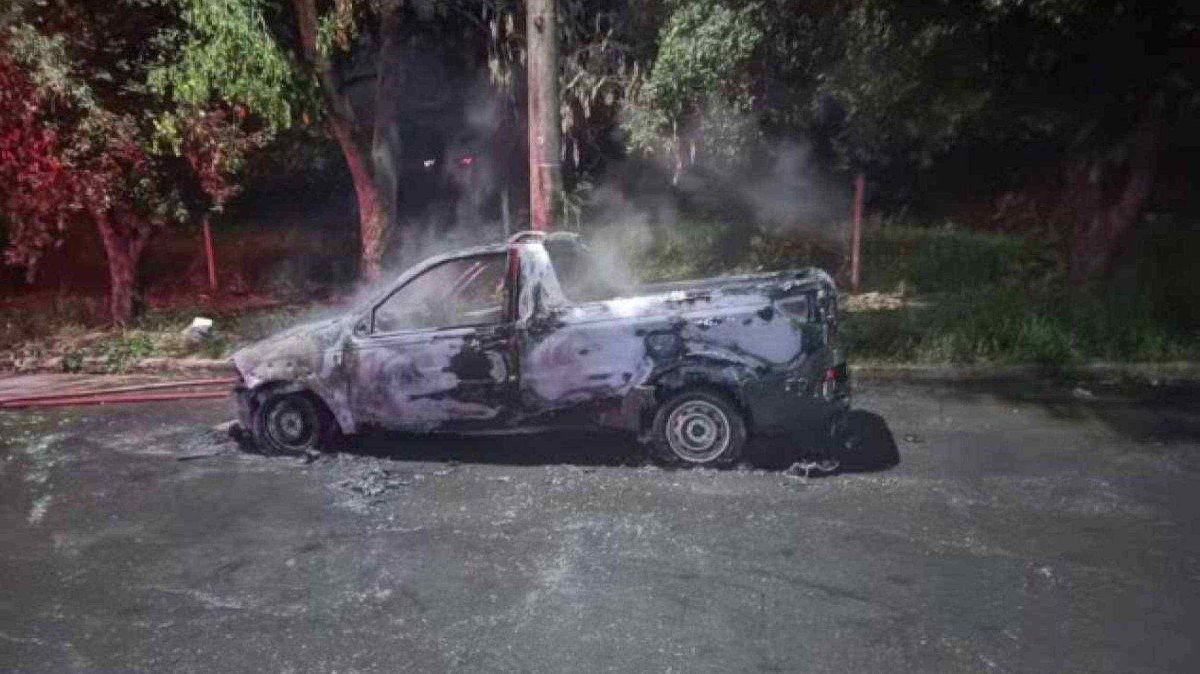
top-left (231, 232), bottom-right (850, 464)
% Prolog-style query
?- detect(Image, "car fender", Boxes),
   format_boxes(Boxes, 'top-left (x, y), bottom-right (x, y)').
top-left (642, 354), bottom-right (760, 425)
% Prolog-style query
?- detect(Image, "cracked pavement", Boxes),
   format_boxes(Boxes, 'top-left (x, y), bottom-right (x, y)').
top-left (1, 378), bottom-right (1198, 672)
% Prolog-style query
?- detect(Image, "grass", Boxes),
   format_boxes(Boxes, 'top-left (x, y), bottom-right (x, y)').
top-left (840, 288), bottom-right (1195, 366)
top-left (3, 219), bottom-right (1197, 372)
top-left (625, 220), bottom-right (1199, 368)
top-left (0, 296), bottom-right (343, 372)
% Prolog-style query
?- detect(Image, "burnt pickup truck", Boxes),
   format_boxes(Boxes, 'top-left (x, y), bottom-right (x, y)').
top-left (231, 231), bottom-right (850, 466)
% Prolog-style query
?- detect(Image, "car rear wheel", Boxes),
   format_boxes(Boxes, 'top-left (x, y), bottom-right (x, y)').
top-left (651, 390), bottom-right (747, 466)
top-left (251, 392), bottom-right (330, 456)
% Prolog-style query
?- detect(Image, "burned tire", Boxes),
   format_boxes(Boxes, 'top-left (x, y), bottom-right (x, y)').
top-left (651, 390), bottom-right (747, 466)
top-left (251, 392), bottom-right (332, 456)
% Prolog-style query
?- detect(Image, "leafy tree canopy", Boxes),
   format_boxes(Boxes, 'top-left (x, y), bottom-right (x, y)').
top-left (146, 0), bottom-right (317, 138)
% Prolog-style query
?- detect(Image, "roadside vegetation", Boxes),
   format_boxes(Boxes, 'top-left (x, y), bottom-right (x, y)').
top-left (2, 0), bottom-right (1196, 373)
top-left (0, 296), bottom-right (333, 373)
top-left (632, 221), bottom-right (1200, 368)
top-left (5, 220), bottom-right (1195, 373)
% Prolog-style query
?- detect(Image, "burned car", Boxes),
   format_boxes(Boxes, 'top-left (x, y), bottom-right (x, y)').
top-left (231, 231), bottom-right (850, 466)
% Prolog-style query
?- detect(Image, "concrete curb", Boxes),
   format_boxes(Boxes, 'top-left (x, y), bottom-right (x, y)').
top-left (851, 361), bottom-right (1200, 384)
top-left (128, 357), bottom-right (234, 375)
top-left (1, 356), bottom-right (233, 377)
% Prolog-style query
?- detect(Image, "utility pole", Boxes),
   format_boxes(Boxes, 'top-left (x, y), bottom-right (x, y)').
top-left (526, 0), bottom-right (562, 231)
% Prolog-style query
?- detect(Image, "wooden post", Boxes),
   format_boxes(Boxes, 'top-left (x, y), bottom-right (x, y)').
top-left (526, 0), bottom-right (562, 231)
top-left (850, 173), bottom-right (864, 291)
top-left (202, 215), bottom-right (218, 292)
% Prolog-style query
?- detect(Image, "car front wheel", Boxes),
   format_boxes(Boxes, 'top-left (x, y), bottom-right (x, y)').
top-left (251, 392), bottom-right (330, 456)
top-left (650, 390), bottom-right (747, 466)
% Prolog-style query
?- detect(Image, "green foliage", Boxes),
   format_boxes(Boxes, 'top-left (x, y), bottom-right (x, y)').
top-left (147, 0), bottom-right (316, 135)
top-left (1, 0), bottom-right (197, 305)
top-left (844, 226), bottom-right (1053, 293)
top-left (95, 332), bottom-right (157, 372)
top-left (61, 349), bottom-right (85, 373)
top-left (634, 222), bottom-right (1055, 294)
top-left (618, 0), bottom-right (1194, 184)
top-left (315, 0), bottom-right (366, 58)
top-left (646, 2), bottom-right (761, 120)
top-left (841, 287), bottom-right (1195, 367)
top-left (621, 1), bottom-right (764, 173)
top-left (0, 297), bottom-right (333, 372)
top-left (632, 221), bottom-right (1197, 366)
top-left (0, 296), bottom-right (102, 353)
top-left (627, 220), bottom-right (751, 281)
top-left (5, 20), bottom-right (97, 111)
top-left (810, 1), bottom-right (994, 169)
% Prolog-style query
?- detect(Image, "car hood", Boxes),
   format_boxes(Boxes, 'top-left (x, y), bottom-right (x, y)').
top-left (232, 316), bottom-right (348, 388)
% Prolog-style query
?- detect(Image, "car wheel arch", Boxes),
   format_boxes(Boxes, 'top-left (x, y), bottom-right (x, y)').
top-left (249, 380), bottom-right (347, 436)
top-left (643, 358), bottom-right (757, 434)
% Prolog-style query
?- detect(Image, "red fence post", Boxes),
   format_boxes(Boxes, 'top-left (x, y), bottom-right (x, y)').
top-left (202, 215), bottom-right (218, 292)
top-left (850, 173), bottom-right (865, 291)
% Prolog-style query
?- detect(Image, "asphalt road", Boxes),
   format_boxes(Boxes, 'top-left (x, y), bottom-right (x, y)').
top-left (1, 378), bottom-right (1198, 673)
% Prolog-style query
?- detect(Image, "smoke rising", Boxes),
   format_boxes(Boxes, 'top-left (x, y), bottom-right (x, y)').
top-left (564, 135), bottom-right (852, 295)
top-left (242, 33), bottom-right (856, 328)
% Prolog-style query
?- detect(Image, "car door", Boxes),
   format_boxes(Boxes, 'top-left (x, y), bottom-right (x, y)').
top-left (348, 252), bottom-right (516, 432)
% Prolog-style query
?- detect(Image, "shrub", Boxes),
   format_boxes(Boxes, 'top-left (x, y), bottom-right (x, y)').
top-left (841, 286), bottom-right (1196, 366)
top-left (622, 218), bottom-right (1195, 365)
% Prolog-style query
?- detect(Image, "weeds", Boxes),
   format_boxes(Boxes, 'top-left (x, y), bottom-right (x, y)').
top-left (3, 221), bottom-right (1196, 371)
top-left (631, 221), bottom-right (1196, 367)
top-left (96, 333), bottom-right (157, 373)
top-left (840, 287), bottom-right (1196, 367)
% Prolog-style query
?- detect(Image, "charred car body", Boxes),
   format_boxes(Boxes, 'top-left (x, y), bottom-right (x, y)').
top-left (231, 231), bottom-right (850, 466)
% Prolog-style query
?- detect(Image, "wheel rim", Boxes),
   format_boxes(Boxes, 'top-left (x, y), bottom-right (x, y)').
top-left (665, 400), bottom-right (731, 463)
top-left (265, 398), bottom-right (316, 450)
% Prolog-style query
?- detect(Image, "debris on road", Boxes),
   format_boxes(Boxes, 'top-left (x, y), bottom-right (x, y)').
top-left (316, 455), bottom-right (422, 510)
top-left (340, 465), bottom-right (412, 497)
top-left (177, 451), bottom-right (226, 462)
top-left (1072, 386), bottom-right (1096, 399)
top-left (182, 317), bottom-right (215, 346)
top-left (782, 459), bottom-right (840, 480)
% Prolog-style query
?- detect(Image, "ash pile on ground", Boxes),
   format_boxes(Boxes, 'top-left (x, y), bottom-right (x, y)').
top-left (177, 423), bottom-right (244, 460)
top-left (310, 454), bottom-right (431, 512)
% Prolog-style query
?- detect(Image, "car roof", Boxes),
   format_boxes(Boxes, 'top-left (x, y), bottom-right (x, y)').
top-left (363, 231), bottom-right (581, 307)
top-left (417, 231), bottom-right (581, 265)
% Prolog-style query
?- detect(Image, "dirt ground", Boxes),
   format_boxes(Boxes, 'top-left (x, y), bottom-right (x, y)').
top-left (1, 377), bottom-right (1198, 673)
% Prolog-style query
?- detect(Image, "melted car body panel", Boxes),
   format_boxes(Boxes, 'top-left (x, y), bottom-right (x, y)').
top-left (231, 232), bottom-right (848, 443)
top-left (348, 329), bottom-right (510, 432)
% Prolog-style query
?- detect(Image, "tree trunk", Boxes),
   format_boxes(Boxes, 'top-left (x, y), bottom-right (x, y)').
top-left (92, 207), bottom-right (151, 326)
top-left (371, 0), bottom-right (404, 260)
top-left (106, 245), bottom-right (138, 326)
top-left (1067, 100), bottom-right (1162, 287)
top-left (331, 120), bottom-right (386, 283)
top-left (292, 0), bottom-right (385, 283)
